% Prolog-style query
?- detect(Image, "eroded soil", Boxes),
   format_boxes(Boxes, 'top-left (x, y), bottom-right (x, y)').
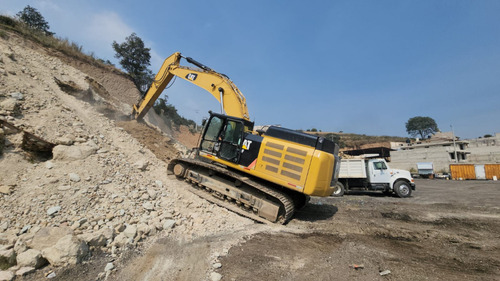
top-left (217, 179), bottom-right (500, 281)
top-left (106, 179), bottom-right (499, 281)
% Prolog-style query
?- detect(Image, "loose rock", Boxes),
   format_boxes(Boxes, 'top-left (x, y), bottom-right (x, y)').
top-left (104, 262), bottom-right (114, 271)
top-left (0, 271), bottom-right (14, 281)
top-left (41, 235), bottom-right (89, 266)
top-left (210, 272), bottom-right (222, 281)
top-left (15, 266), bottom-right (35, 276)
top-left (47, 206), bottom-right (61, 216)
top-left (0, 249), bottom-right (16, 269)
top-left (16, 249), bottom-right (47, 269)
top-left (0, 186), bottom-right (11, 195)
top-left (69, 173), bottom-right (81, 182)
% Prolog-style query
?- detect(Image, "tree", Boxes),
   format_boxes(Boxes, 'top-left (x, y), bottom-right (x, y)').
top-left (16, 5), bottom-right (53, 35)
top-left (405, 116), bottom-right (439, 139)
top-left (112, 33), bottom-right (153, 94)
top-left (153, 97), bottom-right (196, 129)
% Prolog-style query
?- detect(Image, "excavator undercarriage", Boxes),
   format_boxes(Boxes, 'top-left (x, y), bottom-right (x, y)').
top-left (167, 156), bottom-right (308, 224)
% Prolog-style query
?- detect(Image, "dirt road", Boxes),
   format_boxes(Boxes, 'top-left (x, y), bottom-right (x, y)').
top-left (106, 179), bottom-right (500, 281)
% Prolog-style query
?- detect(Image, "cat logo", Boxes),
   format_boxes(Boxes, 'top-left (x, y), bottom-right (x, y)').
top-left (242, 139), bottom-right (253, 150)
top-left (186, 73), bottom-right (198, 81)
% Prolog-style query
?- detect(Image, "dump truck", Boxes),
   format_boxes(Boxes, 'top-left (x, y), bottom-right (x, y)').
top-left (332, 158), bottom-right (415, 198)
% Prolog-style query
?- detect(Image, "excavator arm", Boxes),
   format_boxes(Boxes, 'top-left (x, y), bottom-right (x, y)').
top-left (132, 52), bottom-right (250, 121)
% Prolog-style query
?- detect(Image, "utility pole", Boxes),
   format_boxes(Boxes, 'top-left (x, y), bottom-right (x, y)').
top-left (451, 125), bottom-right (458, 163)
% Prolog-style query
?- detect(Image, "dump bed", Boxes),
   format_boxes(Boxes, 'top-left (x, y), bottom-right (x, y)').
top-left (339, 159), bottom-right (367, 178)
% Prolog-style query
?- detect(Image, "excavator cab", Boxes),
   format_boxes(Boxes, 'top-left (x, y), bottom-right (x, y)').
top-left (199, 112), bottom-right (254, 164)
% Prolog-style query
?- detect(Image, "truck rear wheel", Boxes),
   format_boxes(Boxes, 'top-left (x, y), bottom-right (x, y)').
top-left (331, 181), bottom-right (345, 197)
top-left (394, 181), bottom-right (412, 198)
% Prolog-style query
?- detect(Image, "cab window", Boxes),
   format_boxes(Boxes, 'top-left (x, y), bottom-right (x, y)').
top-left (219, 120), bottom-right (244, 162)
top-left (373, 161), bottom-right (387, 170)
top-left (222, 121), bottom-right (243, 145)
top-left (200, 116), bottom-right (223, 152)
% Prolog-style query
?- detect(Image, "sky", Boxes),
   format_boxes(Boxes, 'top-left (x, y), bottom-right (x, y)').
top-left (2, 0), bottom-right (500, 139)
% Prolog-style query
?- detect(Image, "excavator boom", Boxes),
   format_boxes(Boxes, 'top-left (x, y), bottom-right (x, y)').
top-left (133, 52), bottom-right (249, 121)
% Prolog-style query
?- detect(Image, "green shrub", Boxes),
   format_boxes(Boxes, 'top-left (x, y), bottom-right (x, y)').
top-left (0, 30), bottom-right (8, 39)
top-left (0, 15), bottom-right (17, 27)
top-left (153, 98), bottom-right (197, 130)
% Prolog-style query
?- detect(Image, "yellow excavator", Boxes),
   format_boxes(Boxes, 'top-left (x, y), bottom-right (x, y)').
top-left (133, 52), bottom-right (340, 224)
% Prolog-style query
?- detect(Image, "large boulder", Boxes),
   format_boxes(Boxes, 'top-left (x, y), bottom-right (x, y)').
top-left (0, 234), bottom-right (16, 247)
top-left (16, 249), bottom-right (47, 269)
top-left (52, 144), bottom-right (97, 161)
top-left (27, 227), bottom-right (73, 251)
top-left (0, 248), bottom-right (16, 269)
top-left (0, 98), bottom-right (21, 116)
top-left (41, 235), bottom-right (89, 266)
top-left (0, 270), bottom-right (14, 281)
top-left (78, 232), bottom-right (107, 247)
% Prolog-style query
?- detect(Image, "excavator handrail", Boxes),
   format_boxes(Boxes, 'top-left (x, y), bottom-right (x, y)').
top-left (132, 52), bottom-right (250, 121)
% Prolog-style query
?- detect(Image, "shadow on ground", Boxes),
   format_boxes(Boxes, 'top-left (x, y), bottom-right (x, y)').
top-left (293, 203), bottom-right (338, 222)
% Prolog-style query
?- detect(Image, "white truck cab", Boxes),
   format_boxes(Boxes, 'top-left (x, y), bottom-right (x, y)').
top-left (333, 158), bottom-right (415, 198)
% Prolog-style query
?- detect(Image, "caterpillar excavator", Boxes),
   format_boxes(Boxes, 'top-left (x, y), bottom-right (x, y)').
top-left (133, 52), bottom-right (340, 224)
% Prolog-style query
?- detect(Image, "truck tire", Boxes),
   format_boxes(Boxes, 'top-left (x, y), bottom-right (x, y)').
top-left (331, 181), bottom-right (345, 197)
top-left (394, 181), bottom-right (412, 198)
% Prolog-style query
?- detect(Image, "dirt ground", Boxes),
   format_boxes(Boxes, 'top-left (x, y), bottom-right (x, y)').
top-left (103, 179), bottom-right (499, 281)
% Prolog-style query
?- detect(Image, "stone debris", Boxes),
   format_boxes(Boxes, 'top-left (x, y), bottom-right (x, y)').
top-left (0, 28), bottom-right (253, 278)
top-left (45, 161), bottom-right (54, 169)
top-left (380, 269), bottom-right (391, 276)
top-left (9, 92), bottom-right (23, 100)
top-left (47, 206), bottom-right (61, 216)
top-left (123, 224), bottom-right (138, 239)
top-left (41, 235), bottom-right (89, 266)
top-left (104, 262), bottom-right (114, 271)
top-left (15, 266), bottom-right (36, 276)
top-left (163, 219), bottom-right (176, 230)
top-left (0, 248), bottom-right (16, 268)
top-left (16, 249), bottom-right (47, 269)
top-left (69, 173), bottom-right (81, 182)
top-left (52, 144), bottom-right (97, 161)
top-left (133, 160), bottom-right (149, 171)
top-left (210, 272), bottom-right (222, 281)
top-left (0, 271), bottom-right (14, 281)
top-left (0, 186), bottom-right (12, 195)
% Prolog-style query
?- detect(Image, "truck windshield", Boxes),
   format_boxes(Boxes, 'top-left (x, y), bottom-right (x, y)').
top-left (373, 161), bottom-right (387, 170)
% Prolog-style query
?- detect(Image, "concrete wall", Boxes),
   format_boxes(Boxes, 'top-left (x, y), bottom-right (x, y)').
top-left (389, 133), bottom-right (500, 172)
top-left (390, 146), bottom-right (457, 172)
top-left (466, 133), bottom-right (500, 163)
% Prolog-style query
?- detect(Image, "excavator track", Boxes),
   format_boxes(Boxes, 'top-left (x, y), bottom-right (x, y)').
top-left (167, 157), bottom-right (296, 224)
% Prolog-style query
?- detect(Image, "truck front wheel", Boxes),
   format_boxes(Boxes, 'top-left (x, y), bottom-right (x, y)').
top-left (394, 181), bottom-right (412, 198)
top-left (331, 181), bottom-right (345, 197)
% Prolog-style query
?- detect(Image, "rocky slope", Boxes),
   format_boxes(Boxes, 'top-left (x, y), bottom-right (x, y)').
top-left (0, 30), bottom-right (253, 280)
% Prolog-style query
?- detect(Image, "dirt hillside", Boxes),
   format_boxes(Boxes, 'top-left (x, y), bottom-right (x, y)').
top-left (0, 30), bottom-right (253, 280)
